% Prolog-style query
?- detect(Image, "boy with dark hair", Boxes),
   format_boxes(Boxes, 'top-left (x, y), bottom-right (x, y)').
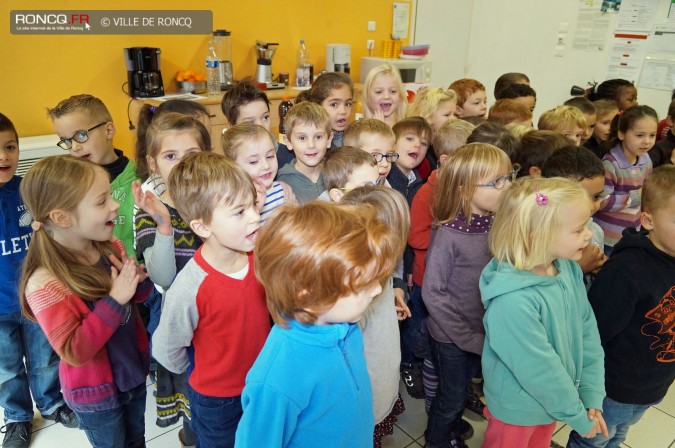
top-left (567, 164), bottom-right (675, 448)
top-left (221, 80), bottom-right (294, 169)
top-left (497, 83), bottom-right (537, 113)
top-left (48, 94), bottom-right (138, 258)
top-left (467, 122), bottom-right (521, 160)
top-left (387, 117), bottom-right (432, 206)
top-left (516, 130), bottom-right (569, 178)
top-left (493, 72), bottom-right (530, 99)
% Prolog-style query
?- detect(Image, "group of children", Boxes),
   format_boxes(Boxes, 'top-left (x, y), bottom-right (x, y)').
top-left (0, 64), bottom-right (673, 448)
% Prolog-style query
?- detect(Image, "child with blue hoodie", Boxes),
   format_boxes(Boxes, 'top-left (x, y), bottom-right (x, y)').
top-left (235, 202), bottom-right (398, 448)
top-left (480, 177), bottom-right (608, 447)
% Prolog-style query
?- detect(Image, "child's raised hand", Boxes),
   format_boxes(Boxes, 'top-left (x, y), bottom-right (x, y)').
top-left (278, 181), bottom-right (297, 204)
top-left (578, 244), bottom-right (606, 274)
top-left (252, 178), bottom-right (268, 212)
top-left (132, 181), bottom-right (172, 236)
top-left (394, 288), bottom-right (411, 321)
top-left (373, 108), bottom-right (386, 123)
top-left (109, 257), bottom-right (141, 305)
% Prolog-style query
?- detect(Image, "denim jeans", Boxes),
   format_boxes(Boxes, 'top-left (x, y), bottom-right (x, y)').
top-left (76, 383), bottom-right (147, 448)
top-left (0, 312), bottom-right (63, 423)
top-left (188, 385), bottom-right (242, 448)
top-left (425, 339), bottom-right (481, 448)
top-left (400, 283), bottom-right (432, 363)
top-left (567, 396), bottom-right (657, 448)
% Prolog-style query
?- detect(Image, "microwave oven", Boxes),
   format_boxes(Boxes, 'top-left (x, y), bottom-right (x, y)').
top-left (360, 57), bottom-right (433, 84)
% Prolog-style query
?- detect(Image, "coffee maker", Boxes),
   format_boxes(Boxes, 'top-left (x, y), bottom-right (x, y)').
top-left (255, 40), bottom-right (278, 84)
top-left (124, 47), bottom-right (165, 98)
top-left (326, 44), bottom-right (351, 73)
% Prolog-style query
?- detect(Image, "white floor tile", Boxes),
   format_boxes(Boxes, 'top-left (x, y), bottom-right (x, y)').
top-left (654, 386), bottom-right (675, 418)
top-left (623, 406), bottom-right (675, 448)
top-left (146, 426), bottom-right (181, 446)
top-left (382, 424), bottom-right (415, 447)
top-left (395, 390), bottom-right (428, 440)
top-left (552, 423), bottom-right (573, 446)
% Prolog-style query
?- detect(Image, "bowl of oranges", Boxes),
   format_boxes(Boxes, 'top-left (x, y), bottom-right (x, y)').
top-left (176, 70), bottom-right (207, 94)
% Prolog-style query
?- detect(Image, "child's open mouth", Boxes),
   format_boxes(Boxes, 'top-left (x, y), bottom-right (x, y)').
top-left (408, 151), bottom-right (419, 161)
top-left (336, 118), bottom-right (347, 127)
top-left (105, 220), bottom-right (115, 228)
top-left (259, 172), bottom-right (272, 181)
top-left (0, 166), bottom-right (11, 172)
top-left (305, 152), bottom-right (319, 158)
top-left (246, 229), bottom-right (258, 243)
top-left (379, 102), bottom-right (392, 111)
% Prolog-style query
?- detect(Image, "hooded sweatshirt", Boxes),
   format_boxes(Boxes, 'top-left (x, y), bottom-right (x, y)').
top-left (480, 258), bottom-right (605, 434)
top-left (588, 228), bottom-right (675, 405)
top-left (277, 160), bottom-right (325, 203)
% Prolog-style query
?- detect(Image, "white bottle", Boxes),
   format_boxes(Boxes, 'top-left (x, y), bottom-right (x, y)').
top-left (206, 44), bottom-right (220, 97)
top-left (296, 39), bottom-right (313, 87)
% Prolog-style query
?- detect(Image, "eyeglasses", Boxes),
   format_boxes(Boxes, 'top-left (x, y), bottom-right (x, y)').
top-left (339, 177), bottom-right (387, 191)
top-left (475, 164), bottom-right (521, 190)
top-left (57, 122), bottom-right (108, 150)
top-left (371, 152), bottom-right (399, 163)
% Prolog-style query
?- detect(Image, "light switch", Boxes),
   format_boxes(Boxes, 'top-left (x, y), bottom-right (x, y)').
top-left (368, 21), bottom-right (376, 32)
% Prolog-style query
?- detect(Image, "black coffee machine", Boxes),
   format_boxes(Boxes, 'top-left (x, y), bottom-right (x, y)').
top-left (124, 47), bottom-right (165, 98)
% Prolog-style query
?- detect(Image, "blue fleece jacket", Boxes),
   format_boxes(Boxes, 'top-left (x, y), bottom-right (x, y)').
top-left (480, 258), bottom-right (605, 435)
top-left (235, 320), bottom-right (373, 448)
top-left (0, 176), bottom-right (32, 314)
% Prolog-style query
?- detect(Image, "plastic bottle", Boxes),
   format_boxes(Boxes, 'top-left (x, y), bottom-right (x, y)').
top-left (278, 96), bottom-right (294, 134)
top-left (296, 39), bottom-right (313, 87)
top-left (206, 43), bottom-right (220, 97)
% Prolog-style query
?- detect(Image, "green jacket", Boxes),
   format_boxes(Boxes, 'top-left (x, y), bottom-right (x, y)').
top-left (111, 159), bottom-right (138, 259)
top-left (480, 258), bottom-right (605, 435)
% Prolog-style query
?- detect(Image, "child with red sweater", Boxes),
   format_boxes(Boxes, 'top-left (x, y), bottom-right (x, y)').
top-left (20, 156), bottom-right (152, 448)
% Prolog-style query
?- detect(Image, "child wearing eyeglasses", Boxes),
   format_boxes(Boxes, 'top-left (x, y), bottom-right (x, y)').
top-left (318, 146), bottom-right (381, 202)
top-left (48, 94), bottom-right (138, 258)
top-left (344, 119), bottom-right (398, 183)
top-left (423, 143), bottom-right (515, 448)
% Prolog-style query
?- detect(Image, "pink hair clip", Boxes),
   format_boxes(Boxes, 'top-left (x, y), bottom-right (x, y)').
top-left (534, 190), bottom-right (548, 205)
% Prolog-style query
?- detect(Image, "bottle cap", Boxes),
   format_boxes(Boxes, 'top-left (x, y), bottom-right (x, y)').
top-left (213, 30), bottom-right (231, 36)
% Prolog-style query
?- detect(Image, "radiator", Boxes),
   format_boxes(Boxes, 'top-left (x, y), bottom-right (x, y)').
top-left (17, 134), bottom-right (62, 176)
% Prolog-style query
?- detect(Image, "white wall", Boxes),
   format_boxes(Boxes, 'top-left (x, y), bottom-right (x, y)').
top-left (415, 0), bottom-right (673, 121)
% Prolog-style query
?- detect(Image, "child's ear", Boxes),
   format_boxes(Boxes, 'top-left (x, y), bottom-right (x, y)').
top-left (48, 209), bottom-right (71, 228)
top-left (640, 211), bottom-right (654, 231)
top-left (528, 166), bottom-right (542, 178)
top-left (189, 218), bottom-right (211, 239)
top-left (146, 155), bottom-right (158, 174)
top-left (104, 122), bottom-right (116, 139)
top-left (328, 188), bottom-right (344, 202)
top-left (438, 154), bottom-right (448, 166)
top-left (326, 131), bottom-right (334, 148)
top-left (281, 133), bottom-right (293, 150)
top-left (455, 104), bottom-right (465, 117)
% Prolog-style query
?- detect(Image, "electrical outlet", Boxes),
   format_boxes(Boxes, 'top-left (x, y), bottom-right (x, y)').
top-left (367, 40), bottom-right (375, 50)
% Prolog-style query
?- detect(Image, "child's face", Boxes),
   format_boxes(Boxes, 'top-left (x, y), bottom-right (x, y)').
top-left (344, 163), bottom-right (380, 190)
top-left (429, 100), bottom-right (457, 131)
top-left (578, 175), bottom-right (605, 215)
top-left (616, 85), bottom-right (638, 111)
top-left (550, 199), bottom-right (593, 262)
top-left (471, 167), bottom-right (512, 215)
top-left (457, 90), bottom-right (487, 118)
top-left (70, 168), bottom-right (120, 243)
top-left (514, 95), bottom-right (536, 113)
top-left (581, 113), bottom-right (597, 144)
top-left (0, 130), bottom-right (19, 188)
top-left (284, 123), bottom-right (332, 171)
top-left (234, 135), bottom-right (278, 190)
top-left (593, 111), bottom-right (617, 142)
top-left (394, 132), bottom-right (430, 176)
top-left (202, 195), bottom-right (260, 255)
top-left (321, 85), bottom-right (353, 132)
top-left (642, 196), bottom-right (675, 257)
top-left (619, 117), bottom-right (657, 161)
top-left (313, 280), bottom-right (383, 325)
top-left (52, 112), bottom-right (116, 165)
top-left (358, 132), bottom-right (397, 178)
top-left (147, 131), bottom-right (201, 188)
top-left (236, 101), bottom-right (271, 132)
top-left (367, 73), bottom-right (401, 120)
top-left (560, 126), bottom-right (585, 146)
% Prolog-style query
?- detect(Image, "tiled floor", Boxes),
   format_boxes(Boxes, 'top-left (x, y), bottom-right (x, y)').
top-left (5, 378), bottom-right (675, 447)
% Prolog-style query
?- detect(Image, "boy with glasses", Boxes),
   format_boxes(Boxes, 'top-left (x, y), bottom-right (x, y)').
top-left (48, 94), bottom-right (138, 257)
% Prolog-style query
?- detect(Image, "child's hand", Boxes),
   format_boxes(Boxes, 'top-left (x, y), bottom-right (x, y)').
top-left (109, 253), bottom-right (149, 284)
top-left (278, 181), bottom-right (297, 204)
top-left (394, 287), bottom-right (411, 321)
top-left (252, 178), bottom-right (267, 213)
top-left (577, 244), bottom-right (606, 274)
top-left (373, 108), bottom-right (386, 123)
top-left (581, 408), bottom-right (608, 438)
top-left (109, 258), bottom-right (141, 305)
top-left (132, 181), bottom-right (172, 236)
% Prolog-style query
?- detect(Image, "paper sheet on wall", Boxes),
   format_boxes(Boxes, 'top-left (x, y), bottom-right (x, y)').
top-left (573, 6), bottom-right (612, 50)
top-left (649, 23), bottom-right (675, 54)
top-left (616, 0), bottom-right (660, 31)
top-left (669, 0), bottom-right (675, 21)
top-left (392, 3), bottom-right (410, 39)
top-left (604, 33), bottom-right (648, 83)
top-left (639, 57), bottom-right (675, 91)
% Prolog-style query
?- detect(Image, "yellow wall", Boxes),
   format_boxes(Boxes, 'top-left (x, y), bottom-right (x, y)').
top-left (0, 0), bottom-right (405, 153)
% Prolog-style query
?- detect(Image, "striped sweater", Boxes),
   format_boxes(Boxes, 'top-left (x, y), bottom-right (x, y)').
top-left (259, 181), bottom-right (287, 224)
top-left (594, 144), bottom-right (652, 247)
top-left (25, 240), bottom-right (152, 412)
